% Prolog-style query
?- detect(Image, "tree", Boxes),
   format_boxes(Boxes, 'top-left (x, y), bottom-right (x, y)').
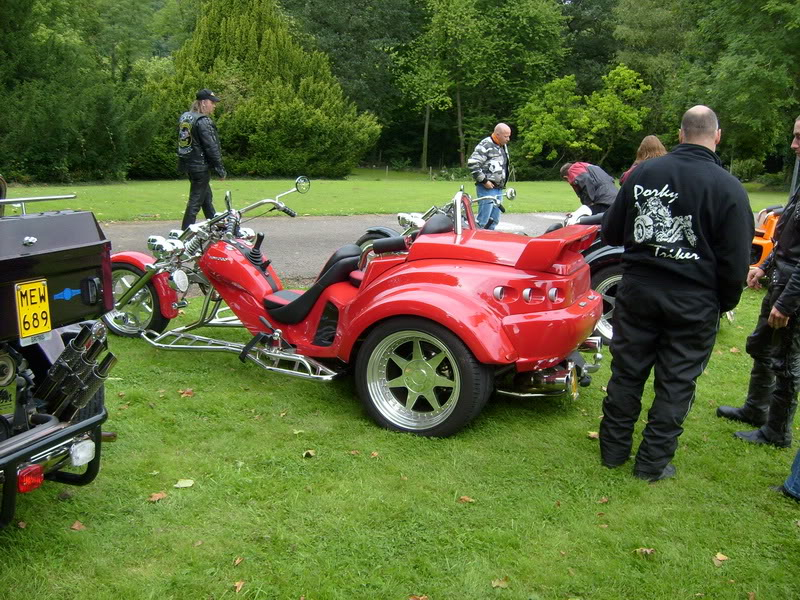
top-left (516, 65), bottom-right (650, 168)
top-left (395, 0), bottom-right (565, 167)
top-left (135, 0), bottom-right (381, 178)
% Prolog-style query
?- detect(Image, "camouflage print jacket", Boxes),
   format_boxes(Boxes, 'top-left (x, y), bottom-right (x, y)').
top-left (467, 136), bottom-right (509, 187)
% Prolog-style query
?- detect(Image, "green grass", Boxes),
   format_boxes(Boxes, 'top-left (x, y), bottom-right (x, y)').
top-left (4, 169), bottom-right (790, 222)
top-left (1, 289), bottom-right (798, 599)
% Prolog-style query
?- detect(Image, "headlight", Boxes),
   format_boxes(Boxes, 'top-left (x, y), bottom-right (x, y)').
top-left (147, 235), bottom-right (167, 252)
top-left (168, 269), bottom-right (190, 293)
top-left (239, 227), bottom-right (256, 244)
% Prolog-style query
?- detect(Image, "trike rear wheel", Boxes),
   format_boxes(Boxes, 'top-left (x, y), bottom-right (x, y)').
top-left (355, 317), bottom-right (492, 437)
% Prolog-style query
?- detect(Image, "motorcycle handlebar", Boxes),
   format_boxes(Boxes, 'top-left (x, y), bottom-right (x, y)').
top-left (282, 206), bottom-right (297, 218)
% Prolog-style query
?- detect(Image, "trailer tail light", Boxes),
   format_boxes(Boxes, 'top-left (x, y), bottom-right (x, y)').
top-left (17, 464), bottom-right (44, 493)
top-left (70, 439), bottom-right (96, 467)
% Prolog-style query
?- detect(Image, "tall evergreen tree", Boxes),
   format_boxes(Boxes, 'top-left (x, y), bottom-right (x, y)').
top-left (137, 0), bottom-right (380, 178)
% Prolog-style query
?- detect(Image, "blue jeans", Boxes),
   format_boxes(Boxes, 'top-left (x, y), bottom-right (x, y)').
top-left (476, 185), bottom-right (502, 230)
top-left (784, 449), bottom-right (800, 498)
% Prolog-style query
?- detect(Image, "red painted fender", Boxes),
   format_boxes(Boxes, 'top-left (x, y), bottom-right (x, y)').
top-left (111, 251), bottom-right (179, 319)
top-left (340, 285), bottom-right (518, 366)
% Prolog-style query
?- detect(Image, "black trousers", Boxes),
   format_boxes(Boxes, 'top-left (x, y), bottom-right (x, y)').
top-left (599, 274), bottom-right (719, 474)
top-left (741, 282), bottom-right (800, 445)
top-left (182, 170), bottom-right (216, 230)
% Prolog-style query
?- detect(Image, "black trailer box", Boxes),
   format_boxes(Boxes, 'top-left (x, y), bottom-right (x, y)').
top-left (0, 210), bottom-right (112, 343)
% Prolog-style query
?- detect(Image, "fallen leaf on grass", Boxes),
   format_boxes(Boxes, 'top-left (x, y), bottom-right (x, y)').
top-left (174, 479), bottom-right (194, 488)
top-left (349, 450), bottom-right (360, 455)
top-left (634, 548), bottom-right (656, 557)
top-left (491, 576), bottom-right (510, 589)
top-left (293, 429), bottom-right (305, 435)
top-left (712, 552), bottom-right (729, 567)
top-left (597, 496), bottom-right (609, 504)
top-left (70, 521), bottom-right (86, 531)
top-left (118, 392), bottom-right (125, 398)
top-left (587, 431), bottom-right (599, 439)
top-left (118, 403), bottom-right (129, 411)
top-left (457, 495), bottom-right (475, 504)
top-left (148, 491), bottom-right (168, 502)
top-left (400, 474), bottom-right (408, 481)
top-left (408, 596), bottom-right (428, 600)
top-left (279, 411), bottom-right (288, 417)
top-left (193, 540), bottom-right (203, 547)
top-left (598, 524), bottom-right (609, 528)
top-left (149, 471), bottom-right (160, 476)
top-left (234, 580), bottom-right (245, 593)
top-left (17, 521), bottom-right (26, 529)
top-left (748, 594), bottom-right (756, 600)
top-left (601, 386), bottom-right (607, 392)
top-left (302, 450), bottom-right (316, 458)
top-left (730, 347), bottom-right (741, 354)
top-left (795, 520), bottom-right (800, 528)
top-left (178, 388), bottom-right (194, 398)
top-left (370, 451), bottom-right (380, 458)
top-left (234, 557), bottom-right (244, 566)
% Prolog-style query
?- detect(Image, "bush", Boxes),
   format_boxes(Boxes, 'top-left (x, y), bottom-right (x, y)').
top-left (756, 171), bottom-right (790, 189)
top-left (730, 158), bottom-right (764, 182)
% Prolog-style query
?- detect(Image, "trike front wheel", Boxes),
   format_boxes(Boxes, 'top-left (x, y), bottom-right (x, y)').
top-left (355, 317), bottom-right (492, 437)
top-left (102, 264), bottom-right (169, 337)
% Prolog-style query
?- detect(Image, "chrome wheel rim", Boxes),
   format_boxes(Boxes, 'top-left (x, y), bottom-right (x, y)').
top-left (105, 270), bottom-right (156, 334)
top-left (594, 273), bottom-right (621, 341)
top-left (366, 330), bottom-right (461, 431)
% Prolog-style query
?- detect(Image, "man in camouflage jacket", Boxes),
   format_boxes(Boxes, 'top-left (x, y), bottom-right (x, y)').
top-left (467, 123), bottom-right (511, 229)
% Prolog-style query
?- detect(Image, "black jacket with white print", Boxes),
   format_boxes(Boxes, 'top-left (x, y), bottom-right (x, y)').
top-left (602, 143), bottom-right (754, 312)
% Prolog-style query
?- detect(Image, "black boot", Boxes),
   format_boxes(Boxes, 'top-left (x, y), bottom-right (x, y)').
top-left (717, 360), bottom-right (774, 426)
top-left (716, 405), bottom-right (766, 427)
top-left (633, 463), bottom-right (676, 482)
top-left (733, 428), bottom-right (791, 448)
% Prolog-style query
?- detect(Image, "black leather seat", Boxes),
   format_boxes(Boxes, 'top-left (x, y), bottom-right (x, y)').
top-left (263, 244), bottom-right (361, 324)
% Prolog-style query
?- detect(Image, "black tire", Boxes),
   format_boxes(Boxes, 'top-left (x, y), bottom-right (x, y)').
top-left (591, 264), bottom-right (623, 345)
top-left (355, 317), bottom-right (493, 437)
top-left (355, 231), bottom-right (394, 251)
top-left (102, 264), bottom-right (169, 337)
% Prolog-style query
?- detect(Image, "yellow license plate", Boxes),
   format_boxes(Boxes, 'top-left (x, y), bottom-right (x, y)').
top-left (15, 279), bottom-right (52, 338)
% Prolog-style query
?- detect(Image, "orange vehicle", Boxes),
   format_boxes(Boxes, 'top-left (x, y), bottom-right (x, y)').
top-left (751, 204), bottom-right (783, 267)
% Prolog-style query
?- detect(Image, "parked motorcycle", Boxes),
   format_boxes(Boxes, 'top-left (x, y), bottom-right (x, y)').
top-left (545, 206), bottom-right (622, 344)
top-left (106, 178), bottom-right (603, 437)
top-left (751, 204), bottom-right (782, 267)
top-left (356, 188), bottom-right (525, 248)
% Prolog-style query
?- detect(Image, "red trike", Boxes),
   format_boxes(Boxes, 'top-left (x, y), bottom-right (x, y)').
top-left (104, 178), bottom-right (603, 436)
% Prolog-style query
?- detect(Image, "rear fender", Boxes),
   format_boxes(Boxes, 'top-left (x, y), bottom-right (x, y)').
top-left (111, 251), bottom-right (179, 319)
top-left (340, 287), bottom-right (517, 365)
top-left (583, 242), bottom-right (623, 271)
top-left (365, 226), bottom-right (400, 238)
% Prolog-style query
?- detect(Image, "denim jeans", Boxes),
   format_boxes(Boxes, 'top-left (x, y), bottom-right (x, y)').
top-left (475, 185), bottom-right (502, 230)
top-left (784, 449), bottom-right (800, 499)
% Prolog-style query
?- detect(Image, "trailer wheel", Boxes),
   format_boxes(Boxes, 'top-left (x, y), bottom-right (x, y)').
top-left (355, 317), bottom-right (492, 437)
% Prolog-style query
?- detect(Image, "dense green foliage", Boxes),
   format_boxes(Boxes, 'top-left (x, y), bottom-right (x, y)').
top-left (0, 0), bottom-right (798, 181)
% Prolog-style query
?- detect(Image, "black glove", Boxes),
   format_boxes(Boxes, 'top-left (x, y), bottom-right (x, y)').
top-left (217, 167), bottom-right (227, 179)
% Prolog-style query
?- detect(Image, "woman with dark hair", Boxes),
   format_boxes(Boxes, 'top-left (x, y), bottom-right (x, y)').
top-left (619, 135), bottom-right (668, 184)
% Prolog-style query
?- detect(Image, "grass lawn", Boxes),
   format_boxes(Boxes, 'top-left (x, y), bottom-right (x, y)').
top-left (0, 288), bottom-right (798, 599)
top-left (3, 168), bottom-right (791, 222)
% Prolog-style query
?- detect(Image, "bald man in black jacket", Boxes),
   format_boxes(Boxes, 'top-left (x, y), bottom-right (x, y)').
top-left (599, 105), bottom-right (754, 481)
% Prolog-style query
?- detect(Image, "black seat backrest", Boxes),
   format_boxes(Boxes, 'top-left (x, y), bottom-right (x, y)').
top-left (419, 213), bottom-right (454, 235)
top-left (267, 255), bottom-right (359, 324)
top-left (317, 244), bottom-right (361, 279)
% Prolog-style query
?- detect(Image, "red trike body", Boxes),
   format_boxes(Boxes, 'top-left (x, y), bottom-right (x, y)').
top-left (196, 224), bottom-right (601, 373)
